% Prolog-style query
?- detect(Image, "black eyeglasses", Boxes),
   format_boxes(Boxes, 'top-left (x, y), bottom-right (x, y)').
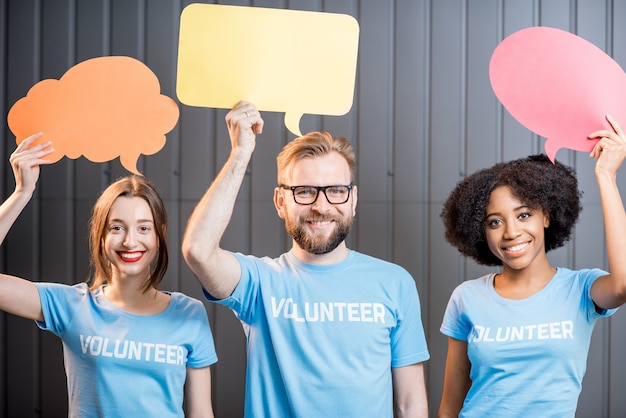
top-left (280, 184), bottom-right (354, 205)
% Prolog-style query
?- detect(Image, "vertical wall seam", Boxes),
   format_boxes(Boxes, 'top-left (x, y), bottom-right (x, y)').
top-left (422, 0), bottom-right (433, 357)
top-left (34, 0), bottom-right (42, 410)
top-left (459, 0), bottom-right (468, 283)
top-left (496, 0), bottom-right (503, 162)
top-left (101, 0), bottom-right (112, 187)
top-left (0, 0), bottom-right (7, 409)
top-left (388, 0), bottom-right (395, 261)
top-left (604, 1), bottom-right (613, 415)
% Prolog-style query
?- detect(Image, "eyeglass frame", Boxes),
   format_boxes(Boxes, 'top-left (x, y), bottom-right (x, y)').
top-left (279, 184), bottom-right (354, 205)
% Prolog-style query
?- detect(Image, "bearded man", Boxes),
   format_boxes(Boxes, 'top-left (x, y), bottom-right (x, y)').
top-left (182, 101), bottom-right (430, 418)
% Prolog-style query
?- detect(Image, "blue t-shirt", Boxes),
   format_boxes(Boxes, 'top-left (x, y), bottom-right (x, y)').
top-left (206, 249), bottom-right (430, 418)
top-left (36, 282), bottom-right (217, 418)
top-left (440, 267), bottom-right (616, 418)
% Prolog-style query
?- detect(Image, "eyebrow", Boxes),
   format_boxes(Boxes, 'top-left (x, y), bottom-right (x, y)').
top-left (485, 205), bottom-right (532, 218)
top-left (108, 218), bottom-right (154, 224)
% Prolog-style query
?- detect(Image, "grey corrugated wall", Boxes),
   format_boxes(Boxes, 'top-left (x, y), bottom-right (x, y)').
top-left (1, 0), bottom-right (625, 417)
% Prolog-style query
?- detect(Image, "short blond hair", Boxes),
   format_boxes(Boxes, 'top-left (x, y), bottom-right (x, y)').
top-left (276, 132), bottom-right (356, 184)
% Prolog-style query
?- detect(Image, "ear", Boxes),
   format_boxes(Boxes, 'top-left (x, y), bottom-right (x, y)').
top-left (160, 225), bottom-right (167, 248)
top-left (274, 187), bottom-right (287, 219)
top-left (543, 212), bottom-right (550, 228)
top-left (351, 185), bottom-right (358, 217)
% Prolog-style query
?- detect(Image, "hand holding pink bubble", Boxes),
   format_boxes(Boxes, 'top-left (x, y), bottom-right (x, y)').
top-left (489, 26), bottom-right (626, 161)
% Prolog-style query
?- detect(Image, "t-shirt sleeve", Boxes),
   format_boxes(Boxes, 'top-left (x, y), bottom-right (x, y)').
top-left (35, 282), bottom-right (86, 336)
top-left (185, 298), bottom-right (218, 368)
top-left (581, 268), bottom-right (619, 320)
top-left (390, 271), bottom-right (430, 367)
top-left (440, 284), bottom-right (471, 342)
top-left (202, 252), bottom-right (262, 324)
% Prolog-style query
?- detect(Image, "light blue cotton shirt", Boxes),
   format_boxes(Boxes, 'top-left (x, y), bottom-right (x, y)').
top-left (205, 249), bottom-right (430, 418)
top-left (36, 283), bottom-right (217, 418)
top-left (440, 267), bottom-right (616, 418)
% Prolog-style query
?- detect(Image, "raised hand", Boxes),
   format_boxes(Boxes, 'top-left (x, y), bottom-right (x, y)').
top-left (588, 115), bottom-right (626, 177)
top-left (225, 101), bottom-right (264, 153)
top-left (9, 133), bottom-right (54, 195)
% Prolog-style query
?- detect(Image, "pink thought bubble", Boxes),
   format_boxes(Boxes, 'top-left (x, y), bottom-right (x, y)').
top-left (7, 56), bottom-right (179, 175)
top-left (489, 26), bottom-right (626, 161)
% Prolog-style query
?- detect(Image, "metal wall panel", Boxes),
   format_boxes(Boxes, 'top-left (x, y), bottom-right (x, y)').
top-left (1, 0), bottom-right (626, 416)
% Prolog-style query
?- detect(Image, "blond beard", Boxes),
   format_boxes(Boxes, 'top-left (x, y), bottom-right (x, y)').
top-left (285, 213), bottom-right (353, 255)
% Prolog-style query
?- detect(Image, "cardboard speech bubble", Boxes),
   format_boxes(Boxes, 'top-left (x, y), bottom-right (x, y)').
top-left (7, 56), bottom-right (179, 175)
top-left (489, 26), bottom-right (626, 161)
top-left (176, 4), bottom-right (359, 137)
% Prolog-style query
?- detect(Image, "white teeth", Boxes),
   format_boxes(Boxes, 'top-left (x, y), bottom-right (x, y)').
top-left (311, 221), bottom-right (331, 225)
top-left (120, 252), bottom-right (142, 260)
top-left (506, 243), bottom-right (528, 252)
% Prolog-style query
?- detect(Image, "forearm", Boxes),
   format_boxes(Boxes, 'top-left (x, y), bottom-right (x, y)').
top-left (393, 363), bottom-right (429, 418)
top-left (184, 366), bottom-right (214, 418)
top-left (594, 170), bottom-right (626, 307)
top-left (182, 147), bottom-right (253, 297)
top-left (0, 190), bottom-right (33, 245)
top-left (598, 172), bottom-right (626, 267)
top-left (438, 337), bottom-right (470, 417)
top-left (395, 398), bottom-right (428, 418)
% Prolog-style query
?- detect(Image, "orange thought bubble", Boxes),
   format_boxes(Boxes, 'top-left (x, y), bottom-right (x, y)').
top-left (7, 56), bottom-right (179, 175)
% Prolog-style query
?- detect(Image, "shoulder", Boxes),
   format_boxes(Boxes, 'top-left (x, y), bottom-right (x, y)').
top-left (554, 267), bottom-right (607, 284)
top-left (347, 251), bottom-right (418, 290)
top-left (36, 281), bottom-right (90, 297)
top-left (449, 274), bottom-right (493, 296)
top-left (233, 251), bottom-right (285, 270)
top-left (169, 292), bottom-right (207, 311)
top-left (351, 251), bottom-right (410, 273)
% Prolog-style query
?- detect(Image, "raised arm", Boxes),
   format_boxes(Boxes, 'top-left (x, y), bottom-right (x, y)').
top-left (0, 133), bottom-right (53, 321)
top-left (588, 115), bottom-right (626, 309)
top-left (182, 102), bottom-right (264, 299)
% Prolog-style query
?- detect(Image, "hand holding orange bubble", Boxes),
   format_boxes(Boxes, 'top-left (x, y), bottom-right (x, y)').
top-left (176, 4), bottom-right (359, 137)
top-left (7, 56), bottom-right (179, 175)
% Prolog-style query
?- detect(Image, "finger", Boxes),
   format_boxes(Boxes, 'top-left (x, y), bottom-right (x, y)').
top-left (30, 146), bottom-right (54, 161)
top-left (11, 142), bottom-right (53, 163)
top-left (16, 132), bottom-right (43, 150)
top-left (606, 114), bottom-right (626, 138)
top-left (253, 116), bottom-right (264, 134)
top-left (590, 142), bottom-right (602, 158)
top-left (11, 143), bottom-right (54, 164)
top-left (588, 129), bottom-right (615, 139)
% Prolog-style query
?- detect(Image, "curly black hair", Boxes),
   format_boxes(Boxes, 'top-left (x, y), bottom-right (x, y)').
top-left (440, 154), bottom-right (582, 266)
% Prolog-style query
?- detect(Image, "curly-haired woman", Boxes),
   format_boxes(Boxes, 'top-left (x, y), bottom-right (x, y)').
top-left (438, 115), bottom-right (626, 418)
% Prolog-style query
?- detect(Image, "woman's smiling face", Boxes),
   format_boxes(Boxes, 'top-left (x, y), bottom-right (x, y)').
top-left (484, 185), bottom-right (550, 271)
top-left (103, 195), bottom-right (158, 282)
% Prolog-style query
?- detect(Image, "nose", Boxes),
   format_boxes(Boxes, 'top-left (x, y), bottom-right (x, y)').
top-left (123, 230), bottom-right (138, 247)
top-left (503, 220), bottom-right (520, 239)
top-left (310, 192), bottom-right (332, 213)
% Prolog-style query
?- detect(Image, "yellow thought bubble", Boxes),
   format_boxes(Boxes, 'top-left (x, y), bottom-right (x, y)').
top-left (176, 4), bottom-right (359, 136)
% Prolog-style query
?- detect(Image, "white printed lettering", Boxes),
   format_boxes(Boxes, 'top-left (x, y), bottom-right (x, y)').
top-left (78, 335), bottom-right (185, 365)
top-left (269, 297), bottom-right (387, 323)
top-left (470, 321), bottom-right (575, 343)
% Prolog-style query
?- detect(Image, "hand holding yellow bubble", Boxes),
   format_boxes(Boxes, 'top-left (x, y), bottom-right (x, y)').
top-left (176, 4), bottom-right (359, 136)
top-left (7, 56), bottom-right (179, 175)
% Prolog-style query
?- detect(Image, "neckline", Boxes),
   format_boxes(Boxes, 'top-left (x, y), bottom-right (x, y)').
top-left (96, 285), bottom-right (174, 317)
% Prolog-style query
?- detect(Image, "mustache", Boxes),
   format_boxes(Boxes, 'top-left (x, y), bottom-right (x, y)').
top-left (302, 214), bottom-right (340, 223)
